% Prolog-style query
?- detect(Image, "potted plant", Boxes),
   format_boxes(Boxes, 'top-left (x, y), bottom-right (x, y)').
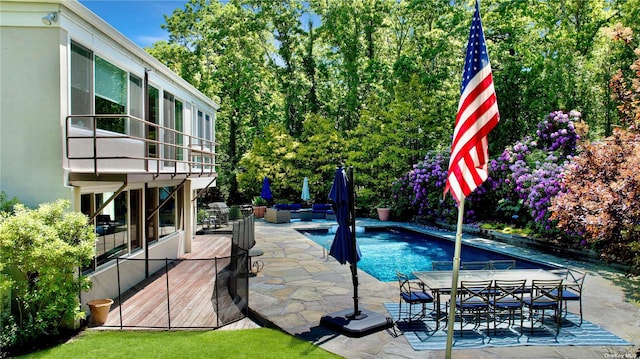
top-left (252, 196), bottom-right (268, 218)
top-left (376, 200), bottom-right (392, 221)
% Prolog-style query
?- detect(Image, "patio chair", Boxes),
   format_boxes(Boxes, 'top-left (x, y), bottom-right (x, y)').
top-left (432, 261), bottom-right (453, 271)
top-left (460, 261), bottom-right (492, 270)
top-left (490, 260), bottom-right (517, 270)
top-left (490, 279), bottom-right (526, 334)
top-left (454, 279), bottom-right (493, 336)
top-left (549, 269), bottom-right (587, 326)
top-left (396, 271), bottom-right (434, 322)
top-left (523, 279), bottom-right (563, 335)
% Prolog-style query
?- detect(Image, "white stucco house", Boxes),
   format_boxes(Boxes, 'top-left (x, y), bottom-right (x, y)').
top-left (0, 0), bottom-right (219, 306)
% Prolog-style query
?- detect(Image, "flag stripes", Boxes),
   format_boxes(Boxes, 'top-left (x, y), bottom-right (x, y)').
top-left (445, 1), bottom-right (499, 203)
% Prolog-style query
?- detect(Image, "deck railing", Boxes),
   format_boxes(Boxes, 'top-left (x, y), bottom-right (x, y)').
top-left (65, 114), bottom-right (217, 176)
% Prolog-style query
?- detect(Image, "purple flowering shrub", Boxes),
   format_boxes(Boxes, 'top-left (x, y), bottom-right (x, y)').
top-left (391, 152), bottom-right (480, 223)
top-left (391, 152), bottom-right (454, 222)
top-left (393, 110), bottom-right (581, 234)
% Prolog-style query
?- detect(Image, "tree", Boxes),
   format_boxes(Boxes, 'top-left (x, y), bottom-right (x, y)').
top-left (152, 0), bottom-right (281, 204)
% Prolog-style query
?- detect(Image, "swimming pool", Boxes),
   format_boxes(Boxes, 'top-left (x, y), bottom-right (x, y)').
top-left (297, 226), bottom-right (554, 282)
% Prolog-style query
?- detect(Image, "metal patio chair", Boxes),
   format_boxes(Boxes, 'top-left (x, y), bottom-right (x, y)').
top-left (490, 279), bottom-right (526, 334)
top-left (396, 271), bottom-right (434, 322)
top-left (454, 279), bottom-right (493, 336)
top-left (550, 269), bottom-right (587, 326)
top-left (523, 279), bottom-right (563, 335)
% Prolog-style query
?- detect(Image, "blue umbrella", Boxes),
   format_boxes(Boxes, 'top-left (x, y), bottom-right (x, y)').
top-left (260, 176), bottom-right (273, 202)
top-left (329, 168), bottom-right (360, 265)
top-left (301, 177), bottom-right (311, 202)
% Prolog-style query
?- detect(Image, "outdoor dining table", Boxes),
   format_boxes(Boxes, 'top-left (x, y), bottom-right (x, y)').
top-left (412, 268), bottom-right (563, 329)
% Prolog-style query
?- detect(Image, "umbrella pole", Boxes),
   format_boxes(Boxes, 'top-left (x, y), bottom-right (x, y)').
top-left (347, 166), bottom-right (365, 320)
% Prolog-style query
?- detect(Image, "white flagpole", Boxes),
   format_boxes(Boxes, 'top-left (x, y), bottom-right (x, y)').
top-left (445, 196), bottom-right (465, 359)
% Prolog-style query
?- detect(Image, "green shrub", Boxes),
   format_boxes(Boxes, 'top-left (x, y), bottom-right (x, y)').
top-left (0, 200), bottom-right (95, 354)
top-left (228, 205), bottom-right (241, 220)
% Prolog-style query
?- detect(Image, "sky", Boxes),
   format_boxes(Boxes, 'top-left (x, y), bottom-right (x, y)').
top-left (79, 1), bottom-right (320, 49)
top-left (79, 0), bottom-right (187, 48)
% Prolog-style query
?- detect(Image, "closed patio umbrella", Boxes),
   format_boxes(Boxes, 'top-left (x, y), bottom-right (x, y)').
top-left (260, 176), bottom-right (273, 203)
top-left (320, 166), bottom-right (390, 337)
top-left (329, 168), bottom-right (360, 265)
top-left (301, 177), bottom-right (311, 203)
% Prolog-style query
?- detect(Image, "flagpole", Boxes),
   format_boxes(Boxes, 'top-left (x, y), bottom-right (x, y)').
top-left (445, 197), bottom-right (465, 359)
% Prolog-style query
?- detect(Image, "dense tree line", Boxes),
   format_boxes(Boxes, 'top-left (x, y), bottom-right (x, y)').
top-left (147, 0), bottom-right (639, 210)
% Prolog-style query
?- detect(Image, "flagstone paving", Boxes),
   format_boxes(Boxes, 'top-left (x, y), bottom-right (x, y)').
top-left (249, 218), bottom-right (640, 359)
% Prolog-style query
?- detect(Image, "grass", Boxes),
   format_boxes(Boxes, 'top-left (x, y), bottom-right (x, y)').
top-left (18, 329), bottom-right (341, 359)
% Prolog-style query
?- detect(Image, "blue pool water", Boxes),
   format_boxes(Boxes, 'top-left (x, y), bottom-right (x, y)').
top-left (298, 226), bottom-right (553, 282)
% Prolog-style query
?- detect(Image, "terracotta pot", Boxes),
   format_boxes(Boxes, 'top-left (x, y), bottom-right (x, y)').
top-left (253, 206), bottom-right (266, 218)
top-left (377, 208), bottom-right (391, 221)
top-left (88, 298), bottom-right (113, 325)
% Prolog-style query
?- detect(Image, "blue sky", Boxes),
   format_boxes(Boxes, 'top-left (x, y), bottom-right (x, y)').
top-left (80, 1), bottom-right (321, 49)
top-left (79, 0), bottom-right (187, 48)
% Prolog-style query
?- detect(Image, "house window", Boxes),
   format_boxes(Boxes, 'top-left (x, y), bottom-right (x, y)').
top-left (204, 114), bottom-right (212, 149)
top-left (70, 41), bottom-right (132, 134)
top-left (163, 92), bottom-right (176, 166)
top-left (159, 186), bottom-right (177, 237)
top-left (176, 100), bottom-right (184, 161)
top-left (129, 75), bottom-right (144, 138)
top-left (145, 186), bottom-right (180, 244)
top-left (95, 56), bottom-right (127, 133)
top-left (70, 42), bottom-right (93, 127)
top-left (147, 86), bottom-right (159, 158)
top-left (81, 191), bottom-right (130, 272)
top-left (163, 93), bottom-right (184, 166)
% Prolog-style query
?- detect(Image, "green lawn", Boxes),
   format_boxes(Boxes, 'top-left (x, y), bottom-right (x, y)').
top-left (19, 329), bottom-right (342, 359)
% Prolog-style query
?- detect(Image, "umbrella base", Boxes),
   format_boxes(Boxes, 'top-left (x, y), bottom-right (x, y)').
top-left (320, 308), bottom-right (392, 338)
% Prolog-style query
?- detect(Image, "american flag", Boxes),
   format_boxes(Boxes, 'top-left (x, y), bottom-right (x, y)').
top-left (444, 0), bottom-right (499, 203)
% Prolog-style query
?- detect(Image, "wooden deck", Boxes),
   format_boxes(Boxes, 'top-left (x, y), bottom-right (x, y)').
top-left (100, 232), bottom-right (259, 330)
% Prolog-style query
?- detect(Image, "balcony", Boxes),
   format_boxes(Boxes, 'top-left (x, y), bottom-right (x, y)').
top-left (65, 114), bottom-right (217, 182)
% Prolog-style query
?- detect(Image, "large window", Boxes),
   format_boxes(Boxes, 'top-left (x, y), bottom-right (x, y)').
top-left (145, 186), bottom-right (180, 245)
top-left (81, 191), bottom-right (132, 272)
top-left (70, 41), bottom-right (130, 134)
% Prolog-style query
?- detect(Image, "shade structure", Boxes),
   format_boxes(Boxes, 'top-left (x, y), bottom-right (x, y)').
top-left (301, 177), bottom-right (311, 202)
top-left (329, 168), bottom-right (360, 265)
top-left (260, 176), bottom-right (273, 202)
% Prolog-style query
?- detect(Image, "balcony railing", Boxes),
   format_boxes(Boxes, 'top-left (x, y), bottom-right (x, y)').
top-left (65, 114), bottom-right (217, 177)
